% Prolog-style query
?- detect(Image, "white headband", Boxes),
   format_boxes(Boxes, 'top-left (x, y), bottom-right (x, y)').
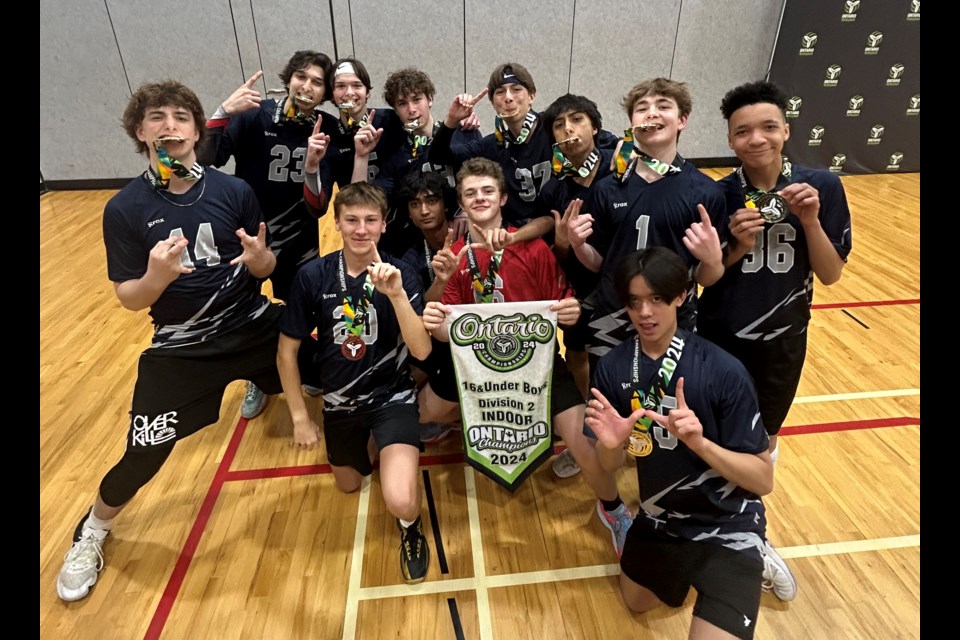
top-left (335, 61), bottom-right (357, 77)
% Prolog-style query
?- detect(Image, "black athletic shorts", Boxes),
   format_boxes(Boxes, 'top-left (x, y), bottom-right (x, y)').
top-left (322, 403), bottom-right (421, 475)
top-left (126, 303), bottom-right (284, 451)
top-left (698, 330), bottom-right (807, 435)
top-left (620, 522), bottom-right (764, 639)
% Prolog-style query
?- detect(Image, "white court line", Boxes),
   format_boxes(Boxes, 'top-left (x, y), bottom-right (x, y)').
top-left (341, 476), bottom-right (372, 640)
top-left (465, 467), bottom-right (494, 640)
top-left (355, 533), bottom-right (919, 602)
top-left (793, 388), bottom-right (919, 404)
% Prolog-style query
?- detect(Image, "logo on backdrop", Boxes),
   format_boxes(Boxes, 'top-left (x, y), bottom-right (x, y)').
top-left (824, 64), bottom-right (842, 87)
top-left (830, 153), bottom-right (847, 174)
top-left (886, 152), bottom-right (904, 171)
top-left (868, 124), bottom-right (884, 145)
top-left (864, 31), bottom-right (883, 54)
top-left (800, 32), bottom-right (818, 55)
top-left (907, 0), bottom-right (920, 21)
top-left (906, 94), bottom-right (920, 116)
top-left (887, 64), bottom-right (905, 86)
top-left (786, 96), bottom-right (802, 118)
top-left (842, 0), bottom-right (860, 22)
top-left (846, 95), bottom-right (864, 117)
top-left (809, 125), bottom-right (826, 146)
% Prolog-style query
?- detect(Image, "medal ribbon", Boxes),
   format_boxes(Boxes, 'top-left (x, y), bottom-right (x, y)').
top-left (737, 156), bottom-right (793, 208)
top-left (338, 106), bottom-right (371, 133)
top-left (613, 128), bottom-right (683, 183)
top-left (629, 330), bottom-right (686, 440)
top-left (494, 110), bottom-right (537, 147)
top-left (465, 233), bottom-right (503, 303)
top-left (424, 239), bottom-right (436, 283)
top-left (272, 97), bottom-right (317, 127)
top-left (410, 121), bottom-right (441, 159)
top-left (147, 143), bottom-right (203, 190)
top-left (552, 146), bottom-right (600, 179)
top-left (337, 251), bottom-right (375, 337)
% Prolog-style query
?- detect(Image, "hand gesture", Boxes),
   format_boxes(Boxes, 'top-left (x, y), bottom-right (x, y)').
top-left (422, 301), bottom-right (451, 333)
top-left (431, 228), bottom-right (469, 284)
top-left (222, 70), bottom-right (263, 116)
top-left (230, 222), bottom-right (271, 267)
top-left (148, 236), bottom-right (193, 282)
top-left (446, 88), bottom-right (489, 126)
top-left (683, 204), bottom-right (722, 266)
top-left (779, 182), bottom-right (820, 226)
top-left (566, 201), bottom-right (594, 249)
top-left (450, 210), bottom-right (470, 240)
top-left (459, 111), bottom-right (481, 131)
top-left (470, 223), bottom-right (513, 252)
top-left (727, 207), bottom-right (765, 251)
top-left (304, 118), bottom-right (330, 174)
top-left (292, 416), bottom-right (322, 450)
top-left (550, 297), bottom-right (581, 327)
top-left (584, 387), bottom-right (643, 450)
top-left (552, 198), bottom-right (583, 251)
top-left (367, 247), bottom-right (403, 297)
top-left (644, 378), bottom-right (705, 453)
top-left (354, 109), bottom-right (382, 158)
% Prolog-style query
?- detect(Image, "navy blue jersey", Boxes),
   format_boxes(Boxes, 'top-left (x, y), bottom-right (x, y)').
top-left (592, 334), bottom-right (768, 555)
top-left (430, 115), bottom-right (619, 227)
top-left (582, 162), bottom-right (726, 357)
top-left (698, 166), bottom-right (853, 341)
top-left (103, 168), bottom-right (271, 348)
top-left (280, 251), bottom-right (424, 413)
top-left (200, 99), bottom-right (338, 277)
top-left (319, 107), bottom-right (405, 192)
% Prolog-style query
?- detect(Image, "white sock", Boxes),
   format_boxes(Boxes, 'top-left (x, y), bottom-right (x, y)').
top-left (770, 444), bottom-right (780, 467)
top-left (399, 517), bottom-right (417, 529)
top-left (84, 510), bottom-right (113, 533)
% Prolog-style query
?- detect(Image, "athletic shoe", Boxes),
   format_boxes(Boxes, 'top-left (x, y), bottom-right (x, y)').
top-left (398, 517), bottom-right (430, 584)
top-left (302, 384), bottom-right (323, 397)
top-left (761, 540), bottom-right (798, 601)
top-left (420, 423), bottom-right (455, 444)
top-left (596, 501), bottom-right (633, 558)
top-left (551, 449), bottom-right (581, 478)
top-left (241, 381), bottom-right (267, 419)
top-left (56, 520), bottom-right (108, 602)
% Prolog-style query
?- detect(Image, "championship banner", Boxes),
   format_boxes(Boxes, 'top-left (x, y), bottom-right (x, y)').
top-left (448, 301), bottom-right (557, 492)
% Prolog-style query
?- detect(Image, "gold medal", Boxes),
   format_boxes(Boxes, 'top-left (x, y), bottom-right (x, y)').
top-left (755, 192), bottom-right (789, 223)
top-left (626, 431), bottom-right (653, 457)
top-left (341, 334), bottom-right (367, 361)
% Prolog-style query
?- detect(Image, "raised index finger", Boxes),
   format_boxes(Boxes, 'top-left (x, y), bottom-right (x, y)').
top-left (371, 245), bottom-right (382, 264)
top-left (312, 117), bottom-right (323, 135)
top-left (675, 377), bottom-right (687, 410)
top-left (468, 87), bottom-right (489, 106)
top-left (246, 70), bottom-right (263, 88)
top-left (443, 227), bottom-right (455, 250)
top-left (589, 387), bottom-right (613, 410)
top-left (697, 204), bottom-right (713, 227)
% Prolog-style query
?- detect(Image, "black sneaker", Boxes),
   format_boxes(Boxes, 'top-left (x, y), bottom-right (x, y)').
top-left (398, 517), bottom-right (430, 584)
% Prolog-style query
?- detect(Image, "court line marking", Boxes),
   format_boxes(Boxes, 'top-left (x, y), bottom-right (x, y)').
top-left (341, 476), bottom-right (372, 640)
top-left (792, 388), bottom-right (919, 404)
top-left (354, 534), bottom-right (919, 602)
top-left (465, 467), bottom-right (494, 640)
top-left (781, 416), bottom-right (918, 436)
top-left (811, 298), bottom-right (919, 310)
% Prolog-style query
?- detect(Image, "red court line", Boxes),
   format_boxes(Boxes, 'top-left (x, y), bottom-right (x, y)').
top-left (780, 416), bottom-right (919, 436)
top-left (812, 298), bottom-right (919, 310)
top-left (144, 417), bottom-right (251, 640)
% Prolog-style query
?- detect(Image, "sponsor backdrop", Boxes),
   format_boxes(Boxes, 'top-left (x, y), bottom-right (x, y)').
top-left (448, 301), bottom-right (558, 492)
top-left (769, 0), bottom-right (920, 174)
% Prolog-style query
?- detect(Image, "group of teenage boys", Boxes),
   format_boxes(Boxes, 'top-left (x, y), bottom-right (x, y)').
top-left (54, 48), bottom-right (852, 640)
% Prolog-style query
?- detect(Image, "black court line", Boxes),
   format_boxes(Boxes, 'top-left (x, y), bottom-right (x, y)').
top-left (842, 309), bottom-right (870, 329)
top-left (422, 469), bottom-right (450, 575)
top-left (447, 597), bottom-right (466, 640)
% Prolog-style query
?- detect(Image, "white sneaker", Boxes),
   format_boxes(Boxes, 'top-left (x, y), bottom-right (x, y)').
top-left (551, 449), bottom-right (581, 478)
top-left (761, 540), bottom-right (798, 601)
top-left (57, 527), bottom-right (108, 602)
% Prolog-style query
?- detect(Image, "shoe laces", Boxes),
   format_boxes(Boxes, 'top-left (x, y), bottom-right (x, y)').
top-left (402, 525), bottom-right (423, 560)
top-left (64, 531), bottom-right (106, 573)
top-left (244, 383), bottom-right (259, 402)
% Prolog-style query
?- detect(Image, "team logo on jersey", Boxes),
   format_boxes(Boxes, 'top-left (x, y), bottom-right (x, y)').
top-left (786, 96), bottom-right (802, 118)
top-left (800, 32), bottom-right (818, 55)
top-left (907, 0), bottom-right (920, 21)
top-left (808, 125), bottom-right (826, 146)
top-left (906, 94), bottom-right (920, 115)
top-left (830, 153), bottom-right (847, 174)
top-left (450, 312), bottom-right (555, 372)
top-left (864, 31), bottom-right (883, 54)
top-left (846, 95), bottom-right (864, 117)
top-left (842, 0), bottom-right (860, 21)
top-left (131, 411), bottom-right (178, 447)
top-left (886, 152), bottom-right (904, 171)
top-left (868, 124), bottom-right (884, 145)
top-left (887, 64), bottom-right (905, 86)
top-left (824, 65), bottom-right (842, 87)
